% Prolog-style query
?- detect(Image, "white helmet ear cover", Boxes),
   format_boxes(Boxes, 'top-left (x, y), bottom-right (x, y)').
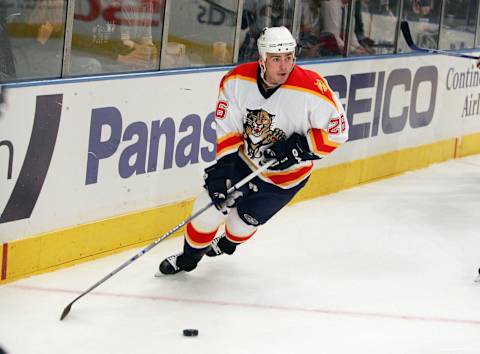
top-left (257, 26), bottom-right (297, 61)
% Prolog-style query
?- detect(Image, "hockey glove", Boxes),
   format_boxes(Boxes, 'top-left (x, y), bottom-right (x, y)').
top-left (263, 133), bottom-right (320, 171)
top-left (203, 154), bottom-right (236, 213)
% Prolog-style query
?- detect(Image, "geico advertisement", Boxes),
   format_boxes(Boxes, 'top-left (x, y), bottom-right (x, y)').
top-left (308, 55), bottom-right (480, 165)
top-left (1, 55), bottom-right (480, 241)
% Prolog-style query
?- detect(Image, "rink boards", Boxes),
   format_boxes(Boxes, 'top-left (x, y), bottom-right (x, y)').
top-left (1, 53), bottom-right (480, 282)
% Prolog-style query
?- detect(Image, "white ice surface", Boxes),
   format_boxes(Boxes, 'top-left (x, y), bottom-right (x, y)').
top-left (1, 155), bottom-right (480, 354)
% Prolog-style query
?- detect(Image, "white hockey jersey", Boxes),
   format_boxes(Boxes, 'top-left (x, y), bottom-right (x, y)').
top-left (214, 62), bottom-right (349, 189)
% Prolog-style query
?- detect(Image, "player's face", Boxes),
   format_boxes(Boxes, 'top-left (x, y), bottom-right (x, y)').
top-left (264, 52), bottom-right (295, 85)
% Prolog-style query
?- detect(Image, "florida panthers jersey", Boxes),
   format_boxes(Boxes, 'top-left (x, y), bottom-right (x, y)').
top-left (214, 62), bottom-right (349, 189)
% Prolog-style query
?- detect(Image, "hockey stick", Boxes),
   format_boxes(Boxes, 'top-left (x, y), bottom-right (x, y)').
top-left (60, 159), bottom-right (276, 321)
top-left (400, 20), bottom-right (479, 60)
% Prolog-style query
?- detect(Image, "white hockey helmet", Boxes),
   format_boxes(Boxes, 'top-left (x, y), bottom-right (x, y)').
top-left (257, 26), bottom-right (297, 61)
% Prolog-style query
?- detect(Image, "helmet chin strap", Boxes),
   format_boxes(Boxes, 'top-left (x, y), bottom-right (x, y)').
top-left (259, 59), bottom-right (279, 88)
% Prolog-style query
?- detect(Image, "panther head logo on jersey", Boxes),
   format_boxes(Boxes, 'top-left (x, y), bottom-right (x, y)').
top-left (243, 108), bottom-right (286, 159)
top-left (245, 109), bottom-right (275, 138)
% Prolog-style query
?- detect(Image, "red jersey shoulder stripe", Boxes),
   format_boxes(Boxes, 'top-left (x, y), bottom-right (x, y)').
top-left (219, 62), bottom-right (258, 91)
top-left (282, 66), bottom-right (339, 110)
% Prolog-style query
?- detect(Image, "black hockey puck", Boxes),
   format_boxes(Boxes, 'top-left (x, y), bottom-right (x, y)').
top-left (183, 329), bottom-right (199, 337)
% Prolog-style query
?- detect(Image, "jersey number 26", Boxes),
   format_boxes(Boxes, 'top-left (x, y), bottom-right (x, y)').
top-left (215, 100), bottom-right (229, 120)
top-left (328, 114), bottom-right (347, 135)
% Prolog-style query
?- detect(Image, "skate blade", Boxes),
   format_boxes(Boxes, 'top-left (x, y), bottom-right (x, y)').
top-left (474, 275), bottom-right (480, 284)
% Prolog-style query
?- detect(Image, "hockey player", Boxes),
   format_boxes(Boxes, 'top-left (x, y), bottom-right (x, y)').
top-left (158, 26), bottom-right (349, 275)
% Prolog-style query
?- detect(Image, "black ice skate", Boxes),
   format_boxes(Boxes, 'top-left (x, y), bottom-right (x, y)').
top-left (156, 250), bottom-right (204, 276)
top-left (206, 233), bottom-right (237, 257)
top-left (156, 254), bottom-right (182, 276)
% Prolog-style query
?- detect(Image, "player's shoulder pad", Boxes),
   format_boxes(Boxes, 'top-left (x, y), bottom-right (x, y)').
top-left (285, 66), bottom-right (338, 107)
top-left (220, 62), bottom-right (258, 89)
top-left (286, 66), bottom-right (333, 94)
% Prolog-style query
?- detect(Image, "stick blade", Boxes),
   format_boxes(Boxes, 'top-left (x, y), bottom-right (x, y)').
top-left (60, 303), bottom-right (72, 321)
top-left (400, 20), bottom-right (414, 47)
